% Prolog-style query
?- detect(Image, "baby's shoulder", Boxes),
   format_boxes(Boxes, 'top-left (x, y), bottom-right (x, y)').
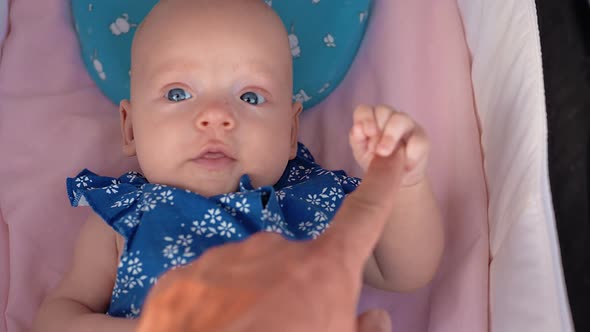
top-left (73, 211), bottom-right (121, 263)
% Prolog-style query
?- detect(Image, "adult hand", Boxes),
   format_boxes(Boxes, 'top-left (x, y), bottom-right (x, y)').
top-left (137, 148), bottom-right (406, 332)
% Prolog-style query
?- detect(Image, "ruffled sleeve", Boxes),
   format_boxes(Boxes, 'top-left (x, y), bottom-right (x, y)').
top-left (66, 169), bottom-right (148, 237)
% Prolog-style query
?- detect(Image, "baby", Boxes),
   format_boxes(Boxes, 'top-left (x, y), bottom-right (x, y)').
top-left (33, 0), bottom-right (443, 331)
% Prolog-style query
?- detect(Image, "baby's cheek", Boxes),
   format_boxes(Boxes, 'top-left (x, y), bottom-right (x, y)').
top-left (137, 157), bottom-right (166, 184)
top-left (135, 141), bottom-right (174, 182)
top-left (249, 148), bottom-right (291, 188)
top-left (249, 161), bottom-right (286, 188)
top-left (244, 119), bottom-right (293, 186)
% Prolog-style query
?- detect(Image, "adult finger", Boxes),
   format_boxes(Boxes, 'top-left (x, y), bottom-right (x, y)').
top-left (405, 126), bottom-right (429, 170)
top-left (376, 112), bottom-right (415, 157)
top-left (313, 146), bottom-right (406, 272)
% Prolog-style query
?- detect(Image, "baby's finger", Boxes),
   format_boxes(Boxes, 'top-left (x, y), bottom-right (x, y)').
top-left (377, 112), bottom-right (415, 156)
top-left (349, 123), bottom-right (365, 143)
top-left (349, 123), bottom-right (369, 160)
top-left (374, 105), bottom-right (394, 131)
top-left (353, 104), bottom-right (379, 139)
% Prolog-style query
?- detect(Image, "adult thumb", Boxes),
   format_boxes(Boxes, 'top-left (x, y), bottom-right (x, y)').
top-left (313, 146), bottom-right (406, 272)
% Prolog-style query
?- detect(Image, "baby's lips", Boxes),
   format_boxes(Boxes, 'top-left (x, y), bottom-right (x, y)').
top-left (200, 152), bottom-right (230, 159)
top-left (195, 141), bottom-right (236, 160)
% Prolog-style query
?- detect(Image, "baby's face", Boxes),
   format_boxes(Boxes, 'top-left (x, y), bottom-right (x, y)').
top-left (120, 0), bottom-right (301, 197)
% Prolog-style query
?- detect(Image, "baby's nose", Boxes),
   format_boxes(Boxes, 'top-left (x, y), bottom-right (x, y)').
top-left (195, 108), bottom-right (235, 131)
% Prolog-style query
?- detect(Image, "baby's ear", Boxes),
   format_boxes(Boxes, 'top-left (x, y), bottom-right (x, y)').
top-left (119, 100), bottom-right (137, 157)
top-left (289, 102), bottom-right (303, 159)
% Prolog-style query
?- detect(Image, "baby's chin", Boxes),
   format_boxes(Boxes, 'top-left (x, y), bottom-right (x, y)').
top-left (193, 187), bottom-right (237, 198)
top-left (181, 180), bottom-right (240, 198)
top-left (143, 174), bottom-right (239, 198)
top-left (144, 170), bottom-right (282, 198)
top-left (193, 176), bottom-right (278, 198)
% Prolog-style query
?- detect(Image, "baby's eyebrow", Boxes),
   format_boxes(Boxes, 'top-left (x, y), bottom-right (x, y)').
top-left (141, 58), bottom-right (287, 89)
top-left (231, 62), bottom-right (281, 85)
top-left (148, 60), bottom-right (202, 81)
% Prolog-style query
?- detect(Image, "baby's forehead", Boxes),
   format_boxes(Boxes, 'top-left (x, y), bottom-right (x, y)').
top-left (132, 0), bottom-right (287, 57)
top-left (138, 0), bottom-right (279, 34)
top-left (127, 0), bottom-right (295, 100)
top-left (131, 0), bottom-right (291, 75)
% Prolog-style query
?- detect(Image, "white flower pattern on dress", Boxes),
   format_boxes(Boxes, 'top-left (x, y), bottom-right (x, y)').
top-left (75, 175), bottom-right (92, 188)
top-left (139, 194), bottom-right (158, 212)
top-left (126, 257), bottom-right (142, 275)
top-left (105, 180), bottom-right (120, 194)
top-left (276, 190), bottom-right (286, 201)
top-left (266, 224), bottom-right (283, 234)
top-left (299, 221), bottom-right (313, 231)
top-left (315, 168), bottom-right (332, 176)
top-left (222, 205), bottom-right (238, 217)
top-left (321, 200), bottom-right (336, 212)
top-left (262, 209), bottom-right (294, 237)
top-left (328, 187), bottom-right (344, 201)
top-left (217, 221), bottom-right (236, 238)
top-left (314, 211), bottom-right (328, 223)
top-left (162, 243), bottom-right (179, 259)
top-left (157, 190), bottom-right (174, 204)
top-left (176, 234), bottom-right (193, 247)
top-left (191, 220), bottom-right (217, 238)
top-left (111, 193), bottom-right (138, 208)
top-left (287, 165), bottom-right (314, 183)
top-left (305, 194), bottom-right (322, 206)
top-left (163, 236), bottom-right (196, 269)
top-left (124, 303), bottom-right (141, 319)
top-left (220, 193), bottom-right (235, 204)
top-left (204, 208), bottom-right (222, 224)
top-left (125, 172), bottom-right (140, 183)
top-left (235, 198), bottom-right (250, 214)
top-left (111, 283), bottom-right (122, 300)
top-left (113, 250), bottom-right (148, 301)
top-left (122, 213), bottom-right (139, 228)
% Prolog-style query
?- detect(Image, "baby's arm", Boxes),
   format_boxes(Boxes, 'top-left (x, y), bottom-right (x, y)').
top-left (32, 212), bottom-right (137, 332)
top-left (363, 178), bottom-right (443, 292)
top-left (350, 105), bottom-right (444, 292)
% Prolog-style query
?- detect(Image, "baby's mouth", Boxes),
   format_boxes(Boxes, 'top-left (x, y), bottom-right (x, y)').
top-left (201, 152), bottom-right (229, 159)
top-left (192, 150), bottom-right (236, 170)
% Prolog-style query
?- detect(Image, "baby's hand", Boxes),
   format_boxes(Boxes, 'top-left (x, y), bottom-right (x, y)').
top-left (349, 104), bottom-right (430, 187)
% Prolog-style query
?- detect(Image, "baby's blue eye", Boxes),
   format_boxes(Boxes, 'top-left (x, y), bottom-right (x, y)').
top-left (166, 88), bottom-right (192, 102)
top-left (240, 91), bottom-right (266, 105)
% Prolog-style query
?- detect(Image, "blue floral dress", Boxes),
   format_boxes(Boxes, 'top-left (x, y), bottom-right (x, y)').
top-left (67, 143), bottom-right (360, 318)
